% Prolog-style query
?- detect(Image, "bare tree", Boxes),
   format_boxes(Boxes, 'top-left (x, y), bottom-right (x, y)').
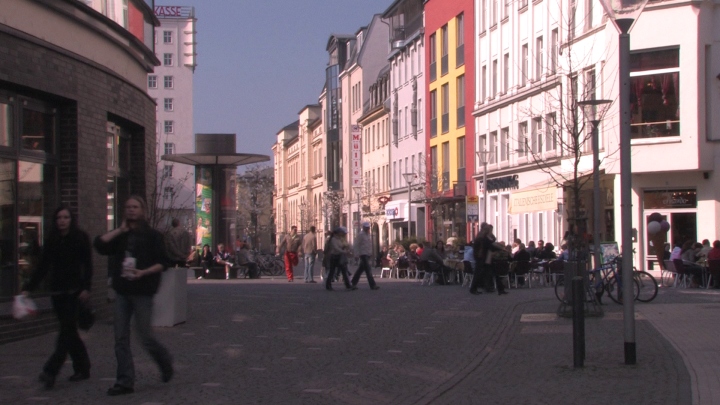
top-left (147, 137), bottom-right (194, 233)
top-left (236, 164), bottom-right (274, 250)
top-left (513, 11), bottom-right (618, 259)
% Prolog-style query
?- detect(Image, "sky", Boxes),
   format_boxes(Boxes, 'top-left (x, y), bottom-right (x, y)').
top-left (155, 0), bottom-right (394, 167)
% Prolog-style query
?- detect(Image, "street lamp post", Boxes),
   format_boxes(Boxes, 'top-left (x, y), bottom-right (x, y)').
top-left (352, 186), bottom-right (363, 240)
top-left (402, 173), bottom-right (416, 237)
top-left (476, 151), bottom-right (492, 224)
top-left (579, 99), bottom-right (612, 273)
top-left (598, 0), bottom-right (648, 365)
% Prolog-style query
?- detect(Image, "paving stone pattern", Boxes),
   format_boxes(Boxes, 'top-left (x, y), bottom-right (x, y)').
top-left (1, 273), bottom-right (713, 405)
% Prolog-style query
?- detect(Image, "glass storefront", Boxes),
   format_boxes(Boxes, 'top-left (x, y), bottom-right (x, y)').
top-left (643, 189), bottom-right (697, 266)
top-left (0, 91), bottom-right (57, 299)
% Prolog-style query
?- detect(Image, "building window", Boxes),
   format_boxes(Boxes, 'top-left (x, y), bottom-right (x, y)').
top-left (490, 131), bottom-right (497, 164)
top-left (430, 90), bottom-right (437, 137)
top-left (429, 34), bottom-right (437, 82)
top-left (163, 53), bottom-right (173, 66)
top-left (536, 36), bottom-right (544, 80)
top-left (532, 118), bottom-right (543, 154)
top-left (164, 76), bottom-right (174, 89)
top-left (164, 142), bottom-right (175, 155)
top-left (163, 30), bottom-right (172, 44)
top-left (441, 84), bottom-right (449, 133)
top-left (551, 29), bottom-right (558, 75)
top-left (503, 53), bottom-right (510, 94)
top-left (492, 0), bottom-right (498, 25)
top-left (630, 48), bottom-right (680, 138)
top-left (456, 13), bottom-right (465, 67)
top-left (546, 113), bottom-right (558, 151)
top-left (478, 134), bottom-right (487, 164)
top-left (163, 186), bottom-right (174, 200)
top-left (481, 66), bottom-right (487, 101)
top-left (521, 44), bottom-right (528, 87)
top-left (441, 142), bottom-right (450, 191)
top-left (164, 120), bottom-right (174, 134)
top-left (500, 127), bottom-right (509, 162)
top-left (492, 60), bottom-right (498, 97)
top-left (164, 98), bottom-right (173, 111)
top-left (481, 0), bottom-right (487, 31)
top-left (585, 0), bottom-right (594, 31)
top-left (441, 25), bottom-right (449, 76)
top-left (518, 122), bottom-right (528, 157)
top-left (519, 0), bottom-right (528, 9)
top-left (457, 136), bottom-right (466, 182)
top-left (163, 165), bottom-right (173, 178)
top-left (148, 75), bottom-right (157, 89)
top-left (430, 146), bottom-right (438, 192)
top-left (457, 75), bottom-right (465, 128)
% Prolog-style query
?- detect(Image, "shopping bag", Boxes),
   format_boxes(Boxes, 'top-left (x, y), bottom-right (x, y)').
top-left (12, 294), bottom-right (38, 320)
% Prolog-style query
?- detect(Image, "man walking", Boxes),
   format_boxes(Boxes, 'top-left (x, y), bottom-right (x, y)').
top-left (165, 218), bottom-right (190, 268)
top-left (352, 222), bottom-right (379, 290)
top-left (94, 195), bottom-right (173, 396)
top-left (278, 225), bottom-right (301, 282)
top-left (301, 226), bottom-right (318, 283)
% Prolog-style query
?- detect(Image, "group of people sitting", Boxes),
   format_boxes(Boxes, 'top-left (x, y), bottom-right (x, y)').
top-left (193, 241), bottom-right (259, 280)
top-left (667, 239), bottom-right (720, 288)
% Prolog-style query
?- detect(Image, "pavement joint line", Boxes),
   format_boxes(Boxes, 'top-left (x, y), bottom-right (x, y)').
top-left (140, 402), bottom-right (164, 405)
top-left (249, 368), bottom-right (266, 371)
top-left (256, 335), bottom-right (269, 338)
top-left (281, 357), bottom-right (296, 360)
top-left (100, 377), bottom-right (115, 381)
top-left (343, 373), bottom-right (359, 376)
top-left (308, 348), bottom-right (321, 350)
top-left (415, 332), bottom-right (429, 335)
top-left (0, 375), bottom-right (22, 379)
top-left (424, 326), bottom-right (436, 329)
top-left (388, 350), bottom-right (402, 353)
top-left (368, 361), bottom-right (383, 364)
top-left (208, 325), bottom-right (220, 328)
top-left (303, 389), bottom-right (323, 393)
top-left (403, 340), bottom-right (416, 343)
top-left (345, 330), bottom-right (356, 333)
top-left (201, 383), bottom-right (221, 387)
top-left (25, 398), bottom-right (49, 401)
top-left (196, 353), bottom-right (211, 356)
top-left (277, 327), bottom-right (289, 330)
top-left (228, 344), bottom-right (243, 347)
top-left (328, 338), bottom-right (341, 341)
top-left (182, 333), bottom-right (195, 335)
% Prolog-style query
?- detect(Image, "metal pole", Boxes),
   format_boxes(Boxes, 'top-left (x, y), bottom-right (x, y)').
top-left (357, 192), bottom-right (361, 237)
top-left (408, 182), bottom-right (412, 237)
top-left (572, 276), bottom-right (585, 368)
top-left (482, 161), bottom-right (488, 224)
top-left (619, 27), bottom-right (636, 365)
top-left (592, 121), bottom-right (602, 272)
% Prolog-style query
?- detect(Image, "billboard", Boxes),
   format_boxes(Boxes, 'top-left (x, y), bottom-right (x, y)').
top-left (195, 167), bottom-right (212, 248)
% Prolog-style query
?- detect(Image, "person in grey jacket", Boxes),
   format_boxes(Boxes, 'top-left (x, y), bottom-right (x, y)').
top-left (351, 222), bottom-right (379, 290)
top-left (325, 227), bottom-right (356, 291)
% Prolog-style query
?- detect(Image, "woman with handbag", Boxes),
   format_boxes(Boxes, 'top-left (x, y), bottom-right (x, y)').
top-left (23, 206), bottom-right (93, 389)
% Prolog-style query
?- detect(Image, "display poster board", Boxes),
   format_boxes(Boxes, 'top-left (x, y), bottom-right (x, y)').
top-left (600, 242), bottom-right (619, 265)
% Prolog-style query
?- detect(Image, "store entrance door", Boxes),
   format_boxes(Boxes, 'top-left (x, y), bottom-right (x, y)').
top-left (645, 211), bottom-right (697, 269)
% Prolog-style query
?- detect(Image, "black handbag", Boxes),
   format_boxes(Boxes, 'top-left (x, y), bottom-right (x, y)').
top-left (77, 301), bottom-right (95, 331)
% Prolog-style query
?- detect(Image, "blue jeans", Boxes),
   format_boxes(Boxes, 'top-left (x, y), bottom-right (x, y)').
top-left (114, 294), bottom-right (172, 388)
top-left (304, 253), bottom-right (316, 282)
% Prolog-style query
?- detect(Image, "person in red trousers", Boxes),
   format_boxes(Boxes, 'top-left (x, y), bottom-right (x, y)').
top-left (278, 226), bottom-right (301, 282)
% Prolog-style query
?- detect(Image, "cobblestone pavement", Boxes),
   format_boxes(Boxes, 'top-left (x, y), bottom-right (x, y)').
top-left (1, 269), bottom-right (713, 405)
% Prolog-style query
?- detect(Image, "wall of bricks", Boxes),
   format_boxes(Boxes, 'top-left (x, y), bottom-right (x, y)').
top-left (0, 27), bottom-right (157, 344)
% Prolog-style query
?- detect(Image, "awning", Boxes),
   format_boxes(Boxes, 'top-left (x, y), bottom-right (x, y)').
top-left (509, 183), bottom-right (558, 214)
top-left (162, 153), bottom-right (270, 166)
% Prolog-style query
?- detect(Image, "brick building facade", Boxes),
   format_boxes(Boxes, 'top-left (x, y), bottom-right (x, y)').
top-left (0, 0), bottom-right (159, 344)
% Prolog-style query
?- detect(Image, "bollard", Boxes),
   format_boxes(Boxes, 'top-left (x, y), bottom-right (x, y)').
top-left (572, 276), bottom-right (585, 368)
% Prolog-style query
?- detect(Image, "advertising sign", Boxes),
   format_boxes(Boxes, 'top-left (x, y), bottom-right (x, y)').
top-left (195, 167), bottom-right (212, 248)
top-left (351, 125), bottom-right (362, 187)
top-left (466, 195), bottom-right (479, 223)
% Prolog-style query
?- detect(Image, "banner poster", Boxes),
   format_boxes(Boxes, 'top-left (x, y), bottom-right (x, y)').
top-left (195, 167), bottom-right (213, 247)
top-left (351, 124), bottom-right (362, 187)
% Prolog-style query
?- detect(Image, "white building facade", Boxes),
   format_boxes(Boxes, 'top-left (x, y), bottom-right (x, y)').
top-left (383, 0), bottom-right (426, 243)
top-left (473, 0), bottom-right (720, 270)
top-left (148, 5), bottom-right (197, 229)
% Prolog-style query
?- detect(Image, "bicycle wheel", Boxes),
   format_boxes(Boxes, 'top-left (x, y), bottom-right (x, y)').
top-left (271, 258), bottom-right (285, 276)
top-left (554, 275), bottom-right (566, 302)
top-left (607, 276), bottom-right (639, 304)
top-left (634, 271), bottom-right (658, 303)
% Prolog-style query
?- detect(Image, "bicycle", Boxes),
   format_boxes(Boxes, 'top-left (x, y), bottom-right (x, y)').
top-left (554, 257), bottom-right (640, 304)
top-left (254, 250), bottom-right (285, 276)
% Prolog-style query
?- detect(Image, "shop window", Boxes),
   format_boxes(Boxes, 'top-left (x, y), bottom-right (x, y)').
top-left (21, 105), bottom-right (55, 153)
top-left (630, 48), bottom-right (680, 139)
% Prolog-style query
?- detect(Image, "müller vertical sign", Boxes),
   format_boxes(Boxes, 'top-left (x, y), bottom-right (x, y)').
top-left (351, 125), bottom-right (362, 187)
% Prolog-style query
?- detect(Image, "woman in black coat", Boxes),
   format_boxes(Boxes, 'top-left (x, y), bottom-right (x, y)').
top-left (471, 223), bottom-right (504, 295)
top-left (23, 206), bottom-right (93, 389)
